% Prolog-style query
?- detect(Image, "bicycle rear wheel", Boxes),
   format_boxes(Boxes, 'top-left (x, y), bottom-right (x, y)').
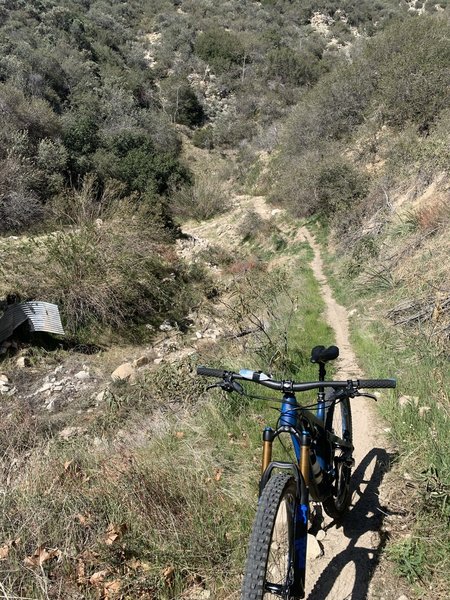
top-left (323, 396), bottom-right (353, 519)
top-left (241, 474), bottom-right (303, 600)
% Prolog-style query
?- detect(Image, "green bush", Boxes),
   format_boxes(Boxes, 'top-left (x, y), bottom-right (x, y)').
top-left (192, 125), bottom-right (215, 150)
top-left (271, 150), bottom-right (368, 218)
top-left (194, 28), bottom-right (246, 74)
top-left (367, 16), bottom-right (450, 129)
top-left (267, 47), bottom-right (322, 86)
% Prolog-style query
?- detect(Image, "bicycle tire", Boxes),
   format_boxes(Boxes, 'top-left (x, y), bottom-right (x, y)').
top-left (241, 473), bottom-right (301, 600)
top-left (322, 396), bottom-right (353, 519)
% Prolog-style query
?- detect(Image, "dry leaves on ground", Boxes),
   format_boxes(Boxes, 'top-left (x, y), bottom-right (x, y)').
top-left (24, 546), bottom-right (61, 567)
top-left (0, 538), bottom-right (20, 560)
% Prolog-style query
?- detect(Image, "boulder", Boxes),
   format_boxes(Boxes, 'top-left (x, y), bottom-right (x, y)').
top-left (306, 533), bottom-right (323, 559)
top-left (111, 362), bottom-right (135, 381)
top-left (133, 355), bottom-right (151, 368)
top-left (16, 356), bottom-right (31, 368)
top-left (74, 370), bottom-right (90, 380)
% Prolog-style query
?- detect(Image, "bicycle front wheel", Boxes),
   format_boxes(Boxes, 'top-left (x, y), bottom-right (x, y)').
top-left (241, 473), bottom-right (303, 600)
top-left (323, 396), bottom-right (353, 519)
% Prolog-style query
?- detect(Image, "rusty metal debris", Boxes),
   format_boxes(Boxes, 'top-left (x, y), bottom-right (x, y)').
top-left (0, 302), bottom-right (65, 343)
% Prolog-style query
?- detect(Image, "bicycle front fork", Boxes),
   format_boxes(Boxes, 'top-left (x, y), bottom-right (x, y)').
top-left (261, 427), bottom-right (311, 485)
top-left (260, 427), bottom-right (311, 599)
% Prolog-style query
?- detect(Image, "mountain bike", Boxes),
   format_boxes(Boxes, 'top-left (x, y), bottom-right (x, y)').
top-left (197, 344), bottom-right (396, 600)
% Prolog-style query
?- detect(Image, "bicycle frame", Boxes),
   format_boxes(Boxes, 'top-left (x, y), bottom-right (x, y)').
top-left (258, 392), bottom-right (353, 599)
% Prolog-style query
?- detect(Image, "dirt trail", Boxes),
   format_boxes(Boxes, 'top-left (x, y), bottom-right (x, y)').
top-left (179, 193), bottom-right (390, 599)
top-left (301, 228), bottom-right (389, 600)
top-left (183, 195), bottom-right (389, 599)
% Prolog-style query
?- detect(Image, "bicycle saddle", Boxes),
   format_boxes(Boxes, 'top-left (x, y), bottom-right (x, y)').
top-left (310, 345), bottom-right (339, 364)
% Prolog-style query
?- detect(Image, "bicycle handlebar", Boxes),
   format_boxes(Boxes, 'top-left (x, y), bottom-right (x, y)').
top-left (196, 366), bottom-right (396, 392)
top-left (197, 366), bottom-right (229, 378)
top-left (357, 379), bottom-right (397, 389)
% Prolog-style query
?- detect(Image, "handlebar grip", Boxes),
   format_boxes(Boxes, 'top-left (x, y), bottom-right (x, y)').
top-left (358, 379), bottom-right (397, 389)
top-left (197, 366), bottom-right (229, 378)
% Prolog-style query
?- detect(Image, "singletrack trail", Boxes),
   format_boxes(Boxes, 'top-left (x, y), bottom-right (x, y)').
top-left (180, 193), bottom-right (390, 599)
top-left (301, 228), bottom-right (389, 600)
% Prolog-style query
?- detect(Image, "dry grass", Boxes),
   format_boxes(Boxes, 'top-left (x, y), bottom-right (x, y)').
top-left (0, 179), bottom-right (207, 343)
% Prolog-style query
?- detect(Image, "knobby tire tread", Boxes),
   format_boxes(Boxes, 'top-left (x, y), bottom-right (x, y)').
top-left (323, 397), bottom-right (353, 519)
top-left (241, 473), bottom-right (296, 600)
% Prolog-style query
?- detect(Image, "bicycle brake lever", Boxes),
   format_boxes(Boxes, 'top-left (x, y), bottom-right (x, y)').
top-left (206, 380), bottom-right (244, 395)
top-left (356, 392), bottom-right (378, 401)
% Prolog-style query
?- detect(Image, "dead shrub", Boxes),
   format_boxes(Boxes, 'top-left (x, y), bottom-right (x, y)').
top-left (226, 256), bottom-right (264, 275)
top-left (171, 172), bottom-right (232, 222)
top-left (415, 199), bottom-right (450, 233)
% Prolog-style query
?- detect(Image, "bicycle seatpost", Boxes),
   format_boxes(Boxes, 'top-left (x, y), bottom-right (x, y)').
top-left (317, 362), bottom-right (326, 421)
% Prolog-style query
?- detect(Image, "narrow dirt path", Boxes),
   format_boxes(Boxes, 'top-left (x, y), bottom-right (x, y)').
top-left (178, 191), bottom-right (390, 599)
top-left (302, 228), bottom-right (389, 600)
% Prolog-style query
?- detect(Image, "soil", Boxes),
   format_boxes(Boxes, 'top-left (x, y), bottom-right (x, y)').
top-left (302, 228), bottom-right (393, 600)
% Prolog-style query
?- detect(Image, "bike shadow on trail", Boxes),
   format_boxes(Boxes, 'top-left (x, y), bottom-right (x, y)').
top-left (307, 447), bottom-right (397, 600)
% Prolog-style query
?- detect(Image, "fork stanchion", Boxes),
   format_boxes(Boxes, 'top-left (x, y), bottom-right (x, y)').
top-left (299, 431), bottom-right (311, 486)
top-left (261, 427), bottom-right (274, 474)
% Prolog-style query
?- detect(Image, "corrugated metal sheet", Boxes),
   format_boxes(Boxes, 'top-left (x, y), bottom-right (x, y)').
top-left (0, 302), bottom-right (65, 343)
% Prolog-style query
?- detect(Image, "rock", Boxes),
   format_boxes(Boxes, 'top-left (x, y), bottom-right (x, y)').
top-left (398, 395), bottom-right (416, 408)
top-left (153, 358), bottom-right (163, 365)
top-left (74, 370), bottom-right (90, 380)
top-left (195, 331), bottom-right (203, 339)
top-left (306, 533), bottom-right (323, 559)
top-left (418, 406), bottom-right (431, 417)
top-left (0, 374), bottom-right (8, 383)
top-left (96, 390), bottom-right (107, 403)
top-left (46, 398), bottom-right (56, 411)
top-left (0, 340), bottom-right (12, 354)
top-left (0, 383), bottom-right (10, 394)
top-left (16, 356), bottom-right (30, 368)
top-left (396, 595), bottom-right (409, 600)
top-left (159, 320), bottom-right (173, 332)
top-left (111, 362), bottom-right (135, 381)
top-left (133, 355), bottom-right (150, 368)
top-left (59, 426), bottom-right (85, 440)
top-left (316, 529), bottom-right (326, 542)
top-left (53, 384), bottom-right (63, 392)
top-left (38, 382), bottom-right (53, 393)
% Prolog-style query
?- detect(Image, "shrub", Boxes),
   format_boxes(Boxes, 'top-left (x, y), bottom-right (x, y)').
top-left (194, 28), bottom-right (246, 74)
top-left (267, 47), bottom-right (321, 86)
top-left (93, 130), bottom-right (190, 195)
top-left (367, 16), bottom-right (450, 129)
top-left (0, 154), bottom-right (43, 233)
top-left (171, 173), bottom-right (232, 222)
top-left (160, 79), bottom-right (205, 127)
top-left (192, 125), bottom-right (215, 150)
top-left (238, 209), bottom-right (271, 242)
top-left (1, 186), bottom-right (206, 341)
top-left (270, 150), bottom-right (368, 218)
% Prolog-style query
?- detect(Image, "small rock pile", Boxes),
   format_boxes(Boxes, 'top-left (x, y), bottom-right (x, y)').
top-left (34, 365), bottom-right (93, 411)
